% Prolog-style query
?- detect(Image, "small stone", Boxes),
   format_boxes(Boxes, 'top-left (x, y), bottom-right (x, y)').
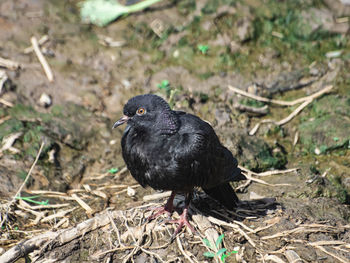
top-left (309, 67), bottom-right (319, 76)
top-left (314, 147), bottom-right (321, 155)
top-left (247, 84), bottom-right (257, 94)
top-left (39, 93), bottom-right (52, 107)
top-left (250, 191), bottom-right (265, 200)
top-left (173, 49), bottom-right (179, 58)
top-left (121, 79), bottom-right (131, 88)
top-left (325, 50), bottom-right (343, 58)
top-left (109, 139), bottom-right (117, 145)
top-left (48, 149), bottom-right (55, 163)
top-left (127, 186), bottom-right (136, 197)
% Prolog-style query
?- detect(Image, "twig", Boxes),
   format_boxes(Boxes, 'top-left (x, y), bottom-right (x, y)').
top-left (93, 245), bottom-right (136, 258)
top-left (143, 191), bottom-right (171, 202)
top-left (243, 172), bottom-right (291, 187)
top-left (249, 99), bottom-right (311, 135)
top-left (235, 179), bottom-right (252, 192)
top-left (41, 208), bottom-right (76, 223)
top-left (207, 216), bottom-right (256, 248)
top-left (0, 142), bottom-right (45, 228)
top-left (0, 98), bottom-right (14, 107)
top-left (31, 36), bottom-right (54, 82)
top-left (309, 241), bottom-right (347, 246)
top-left (0, 57), bottom-right (20, 70)
top-left (275, 99), bottom-right (312, 126)
top-left (18, 199), bottom-right (70, 210)
top-left (261, 225), bottom-right (336, 240)
top-left (27, 190), bottom-right (68, 196)
top-left (71, 193), bottom-right (93, 214)
top-left (107, 211), bottom-right (123, 247)
top-left (238, 166), bottom-right (298, 177)
top-left (247, 85), bottom-right (334, 135)
top-left (0, 115), bottom-right (11, 125)
top-left (53, 217), bottom-right (69, 229)
top-left (284, 250), bottom-right (302, 263)
top-left (0, 210), bottom-right (120, 262)
top-left (311, 245), bottom-right (349, 263)
top-left (293, 131), bottom-right (299, 146)
top-left (0, 69), bottom-right (8, 93)
top-left (24, 35), bottom-right (49, 54)
top-left (228, 85), bottom-right (333, 106)
top-left (176, 236), bottom-right (196, 263)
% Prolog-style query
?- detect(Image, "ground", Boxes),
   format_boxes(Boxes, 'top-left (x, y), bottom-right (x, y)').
top-left (0, 0), bottom-right (349, 262)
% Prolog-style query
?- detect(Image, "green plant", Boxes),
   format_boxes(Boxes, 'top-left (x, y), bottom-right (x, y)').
top-left (157, 80), bottom-right (171, 97)
top-left (16, 195), bottom-right (49, 206)
top-left (203, 234), bottom-right (238, 262)
top-left (198, 44), bottom-right (210, 54)
top-left (108, 167), bottom-right (119, 174)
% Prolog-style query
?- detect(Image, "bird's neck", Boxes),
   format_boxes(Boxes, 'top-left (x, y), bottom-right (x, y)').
top-left (157, 110), bottom-right (179, 135)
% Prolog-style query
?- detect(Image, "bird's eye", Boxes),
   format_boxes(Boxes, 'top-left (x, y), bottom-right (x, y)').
top-left (136, 107), bottom-right (146, 116)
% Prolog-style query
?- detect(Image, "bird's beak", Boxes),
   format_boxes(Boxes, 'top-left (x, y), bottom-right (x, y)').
top-left (112, 115), bottom-right (130, 129)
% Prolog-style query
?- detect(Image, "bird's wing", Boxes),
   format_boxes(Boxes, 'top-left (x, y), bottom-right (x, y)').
top-left (172, 130), bottom-right (232, 188)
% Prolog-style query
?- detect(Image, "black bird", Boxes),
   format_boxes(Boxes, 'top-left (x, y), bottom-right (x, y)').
top-left (113, 94), bottom-right (245, 236)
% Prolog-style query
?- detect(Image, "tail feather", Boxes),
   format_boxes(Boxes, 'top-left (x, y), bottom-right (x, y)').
top-left (203, 182), bottom-right (240, 210)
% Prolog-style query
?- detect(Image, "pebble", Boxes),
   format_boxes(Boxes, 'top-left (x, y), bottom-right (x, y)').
top-left (127, 186), bottom-right (136, 197)
top-left (39, 93), bottom-right (52, 107)
top-left (314, 147), bottom-right (321, 155)
top-left (173, 49), bottom-right (179, 58)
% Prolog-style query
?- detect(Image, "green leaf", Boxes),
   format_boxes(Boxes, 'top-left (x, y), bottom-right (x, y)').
top-left (221, 253), bottom-right (227, 263)
top-left (16, 196), bottom-right (49, 205)
top-left (215, 234), bottom-right (225, 248)
top-left (161, 80), bottom-right (169, 87)
top-left (203, 251), bottom-right (215, 258)
top-left (202, 238), bottom-right (212, 248)
top-left (216, 248), bottom-right (227, 257)
top-left (108, 168), bottom-right (119, 174)
top-left (227, 250), bottom-right (238, 255)
top-left (197, 44), bottom-right (209, 54)
top-left (80, 0), bottom-right (163, 27)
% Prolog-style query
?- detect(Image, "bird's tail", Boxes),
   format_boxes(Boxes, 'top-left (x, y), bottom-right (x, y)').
top-left (203, 182), bottom-right (240, 210)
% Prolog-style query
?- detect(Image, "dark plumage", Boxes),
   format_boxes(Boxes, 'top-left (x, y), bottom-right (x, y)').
top-left (113, 94), bottom-right (245, 236)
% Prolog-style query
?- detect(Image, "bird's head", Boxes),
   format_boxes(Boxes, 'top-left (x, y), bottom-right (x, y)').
top-left (113, 94), bottom-right (179, 134)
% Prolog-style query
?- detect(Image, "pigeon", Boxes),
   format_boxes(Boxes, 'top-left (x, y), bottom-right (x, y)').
top-left (113, 94), bottom-right (245, 236)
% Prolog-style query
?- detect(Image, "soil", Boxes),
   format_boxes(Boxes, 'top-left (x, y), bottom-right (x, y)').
top-left (0, 0), bottom-right (349, 262)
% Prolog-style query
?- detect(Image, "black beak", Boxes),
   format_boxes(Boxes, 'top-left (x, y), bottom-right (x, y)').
top-left (112, 115), bottom-right (130, 129)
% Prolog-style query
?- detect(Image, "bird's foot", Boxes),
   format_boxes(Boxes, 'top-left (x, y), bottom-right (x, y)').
top-left (166, 208), bottom-right (196, 240)
top-left (146, 191), bottom-right (176, 222)
top-left (146, 205), bottom-right (173, 221)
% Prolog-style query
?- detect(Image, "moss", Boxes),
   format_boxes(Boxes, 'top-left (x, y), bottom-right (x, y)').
top-left (299, 96), bottom-right (350, 154)
top-left (0, 118), bottom-right (24, 141)
top-left (177, 0), bottom-right (196, 15)
top-left (256, 146), bottom-right (287, 170)
top-left (329, 175), bottom-right (350, 205)
top-left (239, 98), bottom-right (266, 108)
top-left (201, 0), bottom-right (219, 14)
top-left (9, 104), bottom-right (39, 120)
top-left (16, 170), bottom-right (27, 180)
